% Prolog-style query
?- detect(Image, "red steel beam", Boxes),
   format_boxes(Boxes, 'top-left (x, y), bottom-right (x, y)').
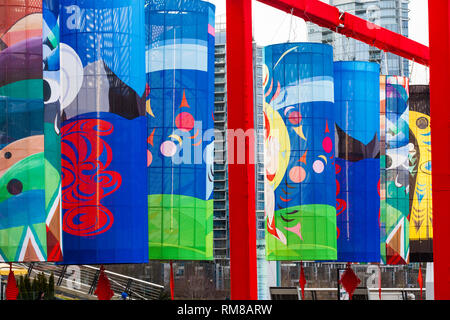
top-left (226, 0), bottom-right (433, 300)
top-left (226, 0), bottom-right (258, 300)
top-left (256, 0), bottom-right (430, 66)
top-left (339, 13), bottom-right (429, 66)
top-left (428, 0), bottom-right (450, 300)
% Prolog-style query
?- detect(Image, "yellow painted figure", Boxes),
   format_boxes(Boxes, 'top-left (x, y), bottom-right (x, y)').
top-left (409, 110), bottom-right (433, 240)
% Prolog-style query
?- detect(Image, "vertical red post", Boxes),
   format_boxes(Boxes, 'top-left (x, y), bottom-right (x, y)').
top-left (428, 0), bottom-right (450, 300)
top-left (226, 0), bottom-right (258, 300)
top-left (170, 261), bottom-right (174, 300)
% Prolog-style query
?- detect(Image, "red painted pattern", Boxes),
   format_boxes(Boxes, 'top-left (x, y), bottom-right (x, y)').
top-left (61, 119), bottom-right (122, 237)
top-left (335, 163), bottom-right (347, 239)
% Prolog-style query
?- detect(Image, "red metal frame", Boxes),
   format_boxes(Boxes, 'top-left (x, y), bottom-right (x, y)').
top-left (226, 0), bottom-right (258, 300)
top-left (257, 0), bottom-right (430, 66)
top-left (338, 13), bottom-right (429, 66)
top-left (428, 0), bottom-right (450, 300)
top-left (227, 0), bottom-right (447, 300)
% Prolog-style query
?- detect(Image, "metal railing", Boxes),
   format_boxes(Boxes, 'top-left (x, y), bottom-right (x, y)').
top-left (270, 286), bottom-right (425, 300)
top-left (16, 263), bottom-right (164, 300)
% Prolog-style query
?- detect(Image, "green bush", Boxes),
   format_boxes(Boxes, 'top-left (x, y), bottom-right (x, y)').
top-left (47, 273), bottom-right (55, 300)
top-left (17, 272), bottom-right (56, 300)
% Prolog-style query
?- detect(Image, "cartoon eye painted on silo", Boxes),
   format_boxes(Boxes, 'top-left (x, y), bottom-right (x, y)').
top-left (420, 161), bottom-right (432, 174)
top-left (386, 153), bottom-right (408, 170)
top-left (44, 78), bottom-right (60, 104)
top-left (4, 152), bottom-right (11, 159)
top-left (416, 117), bottom-right (429, 130)
top-left (7, 179), bottom-right (23, 195)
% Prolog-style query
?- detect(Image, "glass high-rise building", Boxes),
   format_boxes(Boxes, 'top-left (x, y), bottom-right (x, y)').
top-left (213, 22), bottom-right (230, 291)
top-left (308, 0), bottom-right (410, 77)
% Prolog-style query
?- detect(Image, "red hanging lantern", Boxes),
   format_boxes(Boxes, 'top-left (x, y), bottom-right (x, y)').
top-left (417, 265), bottom-right (423, 300)
top-left (378, 264), bottom-right (382, 300)
top-left (339, 263), bottom-right (361, 300)
top-left (5, 263), bottom-right (19, 300)
top-left (170, 261), bottom-right (174, 300)
top-left (299, 262), bottom-right (306, 300)
top-left (94, 265), bottom-right (114, 300)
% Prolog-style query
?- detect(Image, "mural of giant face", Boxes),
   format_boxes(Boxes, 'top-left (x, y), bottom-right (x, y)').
top-left (146, 0), bottom-right (215, 261)
top-left (334, 61), bottom-right (380, 263)
top-left (407, 85), bottom-right (433, 262)
top-left (58, 0), bottom-right (148, 264)
top-left (409, 111), bottom-right (432, 245)
top-left (0, 0), bottom-right (62, 262)
top-left (380, 76), bottom-right (410, 265)
top-left (0, 2), bottom-right (62, 262)
top-left (263, 43), bottom-right (337, 261)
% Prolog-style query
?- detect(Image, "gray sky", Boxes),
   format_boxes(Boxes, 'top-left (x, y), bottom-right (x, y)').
top-left (208, 0), bottom-right (429, 84)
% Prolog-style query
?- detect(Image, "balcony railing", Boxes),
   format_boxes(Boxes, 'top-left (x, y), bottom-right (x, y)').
top-left (15, 262), bottom-right (164, 300)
